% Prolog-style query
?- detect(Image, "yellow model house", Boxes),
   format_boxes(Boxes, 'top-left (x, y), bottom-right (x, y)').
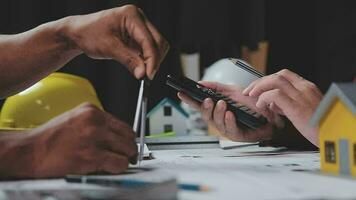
top-left (311, 83), bottom-right (356, 176)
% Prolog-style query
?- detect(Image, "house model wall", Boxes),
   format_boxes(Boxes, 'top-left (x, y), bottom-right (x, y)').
top-left (147, 98), bottom-right (189, 136)
top-left (311, 83), bottom-right (356, 176)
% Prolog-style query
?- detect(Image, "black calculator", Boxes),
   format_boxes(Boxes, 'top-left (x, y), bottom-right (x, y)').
top-left (166, 75), bottom-right (267, 129)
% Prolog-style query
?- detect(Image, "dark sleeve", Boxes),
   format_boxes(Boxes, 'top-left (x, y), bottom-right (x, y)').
top-left (259, 118), bottom-right (318, 151)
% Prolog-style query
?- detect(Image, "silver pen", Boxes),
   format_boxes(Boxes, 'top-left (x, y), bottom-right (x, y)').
top-left (133, 78), bottom-right (149, 167)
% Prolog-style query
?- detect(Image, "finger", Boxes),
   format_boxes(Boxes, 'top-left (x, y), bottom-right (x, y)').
top-left (276, 69), bottom-right (305, 85)
top-left (200, 98), bottom-right (214, 122)
top-left (223, 111), bottom-right (250, 142)
top-left (178, 92), bottom-right (200, 110)
top-left (225, 111), bottom-right (274, 142)
top-left (278, 69), bottom-right (324, 100)
top-left (242, 78), bottom-right (260, 95)
top-left (198, 81), bottom-right (236, 94)
top-left (138, 8), bottom-right (169, 66)
top-left (97, 152), bottom-right (129, 174)
top-left (104, 111), bottom-right (137, 152)
top-left (105, 112), bottom-right (136, 141)
top-left (145, 21), bottom-right (169, 66)
top-left (96, 131), bottom-right (137, 163)
top-left (224, 111), bottom-right (239, 136)
top-left (213, 100), bottom-right (227, 133)
top-left (223, 111), bottom-right (252, 142)
top-left (248, 74), bottom-right (300, 99)
top-left (102, 112), bottom-right (137, 162)
top-left (256, 89), bottom-right (296, 116)
top-left (269, 102), bottom-right (285, 115)
top-left (197, 81), bottom-right (220, 90)
top-left (111, 41), bottom-right (146, 79)
top-left (126, 15), bottom-right (158, 79)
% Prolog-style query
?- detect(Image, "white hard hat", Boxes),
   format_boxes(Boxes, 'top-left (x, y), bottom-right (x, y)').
top-left (202, 58), bottom-right (263, 88)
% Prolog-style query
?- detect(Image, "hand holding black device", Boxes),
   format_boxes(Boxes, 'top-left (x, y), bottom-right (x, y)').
top-left (166, 75), bottom-right (267, 129)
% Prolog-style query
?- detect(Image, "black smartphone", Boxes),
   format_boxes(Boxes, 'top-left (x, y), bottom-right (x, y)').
top-left (166, 75), bottom-right (267, 129)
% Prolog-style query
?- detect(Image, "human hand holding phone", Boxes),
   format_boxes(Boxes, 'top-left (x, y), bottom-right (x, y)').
top-left (178, 81), bottom-right (284, 142)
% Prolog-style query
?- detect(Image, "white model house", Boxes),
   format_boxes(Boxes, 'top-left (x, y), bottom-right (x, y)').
top-left (147, 98), bottom-right (189, 136)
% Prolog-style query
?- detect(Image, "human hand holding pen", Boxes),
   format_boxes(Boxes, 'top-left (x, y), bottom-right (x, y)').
top-left (65, 5), bottom-right (169, 79)
top-left (0, 5), bottom-right (169, 98)
top-left (0, 103), bottom-right (138, 179)
top-left (0, 5), bottom-right (167, 179)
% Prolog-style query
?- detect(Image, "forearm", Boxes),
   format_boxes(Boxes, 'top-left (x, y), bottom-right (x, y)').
top-left (0, 17), bottom-right (82, 98)
top-left (0, 132), bottom-right (38, 179)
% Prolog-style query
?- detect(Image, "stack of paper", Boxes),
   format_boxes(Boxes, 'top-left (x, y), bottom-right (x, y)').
top-left (0, 169), bottom-right (177, 200)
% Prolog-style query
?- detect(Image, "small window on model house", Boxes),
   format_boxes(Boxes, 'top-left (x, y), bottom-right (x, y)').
top-left (164, 106), bottom-right (172, 116)
top-left (354, 144), bottom-right (356, 166)
top-left (164, 124), bottom-right (173, 132)
top-left (325, 141), bottom-right (336, 164)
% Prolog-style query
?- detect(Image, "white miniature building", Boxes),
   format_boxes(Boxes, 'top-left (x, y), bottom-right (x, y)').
top-left (147, 98), bottom-right (189, 136)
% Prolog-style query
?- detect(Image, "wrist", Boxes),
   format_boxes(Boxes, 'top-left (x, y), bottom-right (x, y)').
top-left (50, 16), bottom-right (83, 57)
top-left (0, 132), bottom-right (38, 179)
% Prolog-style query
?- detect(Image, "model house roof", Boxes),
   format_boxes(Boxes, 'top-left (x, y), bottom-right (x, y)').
top-left (310, 83), bottom-right (356, 127)
top-left (147, 98), bottom-right (189, 118)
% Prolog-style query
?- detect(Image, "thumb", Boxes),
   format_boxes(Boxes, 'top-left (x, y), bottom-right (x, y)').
top-left (198, 81), bottom-right (234, 93)
top-left (112, 43), bottom-right (146, 79)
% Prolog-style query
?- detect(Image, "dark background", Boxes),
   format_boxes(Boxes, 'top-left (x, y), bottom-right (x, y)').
top-left (0, 1), bottom-right (355, 147)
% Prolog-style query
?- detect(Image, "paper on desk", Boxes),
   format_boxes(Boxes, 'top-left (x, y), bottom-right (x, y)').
top-left (141, 147), bottom-right (356, 200)
top-left (219, 139), bottom-right (258, 149)
top-left (0, 169), bottom-right (177, 200)
top-left (137, 143), bottom-right (151, 158)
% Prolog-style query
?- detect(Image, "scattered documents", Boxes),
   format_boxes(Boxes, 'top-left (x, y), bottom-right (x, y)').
top-left (0, 169), bottom-right (177, 200)
top-left (219, 139), bottom-right (258, 150)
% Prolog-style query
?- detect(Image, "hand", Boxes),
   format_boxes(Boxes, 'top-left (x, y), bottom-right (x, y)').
top-left (65, 5), bottom-right (169, 79)
top-left (27, 103), bottom-right (137, 178)
top-left (178, 82), bottom-right (284, 142)
top-left (243, 69), bottom-right (323, 147)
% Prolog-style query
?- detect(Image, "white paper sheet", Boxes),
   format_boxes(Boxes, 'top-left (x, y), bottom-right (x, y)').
top-left (141, 147), bottom-right (356, 200)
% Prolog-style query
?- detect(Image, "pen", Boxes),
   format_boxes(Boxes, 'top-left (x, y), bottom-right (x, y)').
top-left (65, 175), bottom-right (211, 192)
top-left (133, 77), bottom-right (150, 167)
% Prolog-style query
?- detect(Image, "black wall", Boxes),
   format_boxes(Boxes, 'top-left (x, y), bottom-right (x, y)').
top-left (0, 0), bottom-right (355, 127)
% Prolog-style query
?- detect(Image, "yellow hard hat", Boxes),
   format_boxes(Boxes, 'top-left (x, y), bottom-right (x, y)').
top-left (0, 73), bottom-right (103, 131)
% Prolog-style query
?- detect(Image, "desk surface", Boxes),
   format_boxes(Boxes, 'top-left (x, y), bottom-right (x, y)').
top-left (1, 146), bottom-right (356, 200)
top-left (144, 146), bottom-right (356, 200)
